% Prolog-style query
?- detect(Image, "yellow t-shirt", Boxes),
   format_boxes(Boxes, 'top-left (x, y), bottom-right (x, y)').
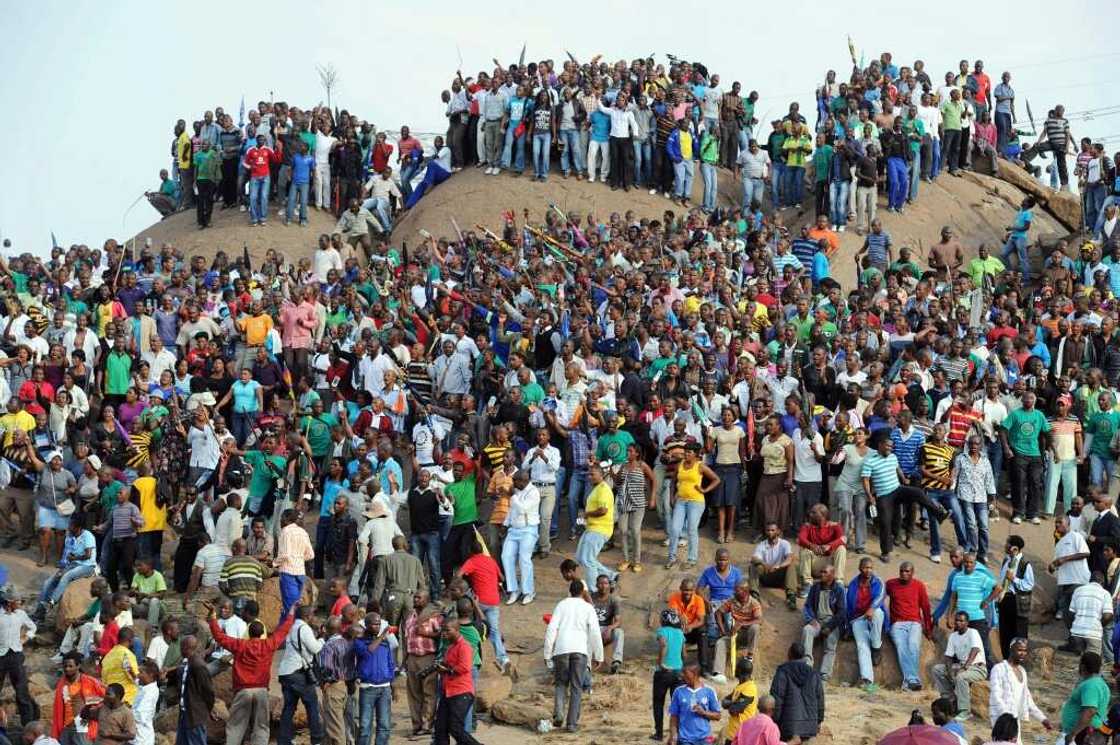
top-left (679, 131), bottom-right (693, 161)
top-left (239, 314), bottom-right (274, 346)
top-left (676, 461), bottom-right (704, 502)
top-left (585, 482), bottom-right (614, 538)
top-left (724, 679), bottom-right (759, 739)
top-left (0, 410), bottom-right (35, 447)
top-left (101, 645), bottom-right (138, 703)
top-left (134, 476), bottom-right (166, 532)
top-left (177, 131), bottom-right (193, 171)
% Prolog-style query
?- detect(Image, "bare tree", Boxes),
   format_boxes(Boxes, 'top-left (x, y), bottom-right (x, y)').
top-left (317, 63), bottom-right (340, 111)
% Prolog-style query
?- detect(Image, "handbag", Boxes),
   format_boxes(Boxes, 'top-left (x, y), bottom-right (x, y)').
top-left (293, 621), bottom-right (324, 685)
top-left (49, 470), bottom-right (76, 517)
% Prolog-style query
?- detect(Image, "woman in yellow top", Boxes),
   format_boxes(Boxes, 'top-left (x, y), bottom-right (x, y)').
top-left (577, 464), bottom-right (619, 585)
top-left (667, 442), bottom-right (720, 569)
top-left (132, 463), bottom-right (167, 570)
top-left (757, 415), bottom-right (795, 535)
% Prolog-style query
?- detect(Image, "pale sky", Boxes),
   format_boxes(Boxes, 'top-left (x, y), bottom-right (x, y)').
top-left (1, 0), bottom-right (1116, 256)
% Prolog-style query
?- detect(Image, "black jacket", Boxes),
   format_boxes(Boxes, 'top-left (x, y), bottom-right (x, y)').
top-left (166, 655), bottom-right (215, 728)
top-left (770, 659), bottom-right (825, 740)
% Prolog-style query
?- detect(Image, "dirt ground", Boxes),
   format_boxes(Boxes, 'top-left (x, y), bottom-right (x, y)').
top-left (0, 495), bottom-right (1085, 745)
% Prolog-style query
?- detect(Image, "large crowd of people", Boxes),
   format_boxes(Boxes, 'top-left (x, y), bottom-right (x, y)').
top-left (3, 43), bottom-right (1120, 745)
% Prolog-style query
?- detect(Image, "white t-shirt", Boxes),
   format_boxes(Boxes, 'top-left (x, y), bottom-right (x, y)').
top-left (434, 146), bottom-right (452, 172)
top-left (702, 87), bottom-right (722, 119)
top-left (146, 634), bottom-right (169, 666)
top-left (314, 133), bottom-right (336, 163)
top-left (187, 424), bottom-right (221, 469)
top-left (313, 248), bottom-right (343, 284)
top-left (944, 627), bottom-right (985, 667)
top-left (917, 105), bottom-right (942, 140)
top-left (793, 431), bottom-right (825, 483)
top-left (1054, 531), bottom-right (1091, 586)
top-left (211, 614), bottom-right (248, 660)
top-left (1069, 583), bottom-right (1114, 639)
top-left (836, 370), bottom-right (868, 388)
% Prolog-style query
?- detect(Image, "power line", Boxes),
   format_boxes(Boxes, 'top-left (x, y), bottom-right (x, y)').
top-left (1005, 51), bottom-right (1120, 70)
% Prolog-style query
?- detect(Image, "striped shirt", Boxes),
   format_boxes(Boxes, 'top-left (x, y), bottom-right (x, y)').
top-left (771, 252), bottom-right (803, 275)
top-left (937, 356), bottom-right (970, 383)
top-left (790, 239), bottom-right (818, 268)
top-left (219, 555), bottom-right (265, 599)
top-left (1043, 116), bottom-right (1070, 148)
top-left (920, 442), bottom-right (957, 489)
top-left (946, 406), bottom-right (983, 448)
top-left (107, 501), bottom-right (144, 539)
top-left (861, 452), bottom-right (900, 496)
top-left (949, 568), bottom-right (995, 621)
top-left (864, 232), bottom-right (891, 268)
top-left (890, 428), bottom-right (926, 477)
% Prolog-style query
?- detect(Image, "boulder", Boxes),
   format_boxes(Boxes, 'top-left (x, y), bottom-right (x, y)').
top-left (490, 698), bottom-right (552, 729)
top-left (812, 634), bottom-right (939, 688)
top-left (211, 668), bottom-right (234, 703)
top-left (1031, 643), bottom-right (1055, 679)
top-left (989, 163), bottom-right (1082, 232)
top-left (259, 576), bottom-right (319, 628)
top-left (270, 692), bottom-right (308, 730)
top-left (474, 673), bottom-right (512, 713)
top-left (155, 706), bottom-right (178, 734)
top-left (971, 679), bottom-right (990, 717)
top-left (56, 576), bottom-right (98, 632)
top-left (206, 699), bottom-right (230, 743)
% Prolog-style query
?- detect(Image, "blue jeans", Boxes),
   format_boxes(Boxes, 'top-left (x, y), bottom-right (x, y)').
top-left (358, 685), bottom-right (392, 745)
top-left (929, 138), bottom-right (942, 179)
top-left (927, 488), bottom-right (966, 557)
top-left (558, 129), bottom-right (583, 175)
top-left (986, 440), bottom-right (1004, 492)
top-left (633, 139), bottom-right (652, 185)
top-left (501, 525), bottom-right (537, 596)
top-left (771, 162), bottom-right (786, 208)
top-left (249, 176), bottom-right (270, 223)
top-left (741, 177), bottom-right (764, 210)
top-left (399, 161), bottom-right (420, 200)
top-left (175, 720), bottom-right (207, 745)
top-left (576, 530), bottom-right (617, 584)
top-left (40, 563), bottom-right (96, 604)
top-left (532, 133), bottom-right (552, 178)
top-left (890, 621), bottom-right (923, 686)
top-left (785, 165), bottom-right (805, 205)
top-left (909, 157), bottom-right (921, 202)
top-left (961, 500), bottom-right (990, 560)
top-left (566, 469), bottom-right (589, 534)
top-left (1085, 183), bottom-right (1106, 232)
top-left (1046, 456), bottom-right (1078, 515)
top-left (995, 112), bottom-right (1012, 153)
top-left (673, 160), bottom-right (694, 199)
top-left (851, 608), bottom-right (883, 683)
top-left (478, 602), bottom-right (510, 664)
top-left (361, 196), bottom-right (392, 232)
top-left (700, 162), bottom-right (718, 210)
top-left (1090, 453), bottom-right (1115, 489)
top-left (501, 127), bottom-right (526, 172)
top-left (1001, 235), bottom-right (1030, 282)
top-left (410, 531), bottom-right (441, 596)
top-left (668, 500), bottom-right (704, 564)
top-left (286, 181), bottom-right (309, 223)
top-left (278, 672), bottom-right (324, 745)
top-left (887, 157), bottom-right (908, 209)
top-left (829, 181), bottom-right (850, 226)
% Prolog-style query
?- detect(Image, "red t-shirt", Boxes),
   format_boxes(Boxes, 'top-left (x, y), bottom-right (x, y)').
top-left (442, 635), bottom-right (475, 697)
top-left (460, 553), bottom-right (501, 606)
top-left (331, 594), bottom-right (352, 618)
top-left (244, 146), bottom-right (279, 178)
top-left (370, 142), bottom-right (394, 174)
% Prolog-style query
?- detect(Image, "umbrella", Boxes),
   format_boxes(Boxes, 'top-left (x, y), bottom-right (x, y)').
top-left (877, 725), bottom-right (962, 745)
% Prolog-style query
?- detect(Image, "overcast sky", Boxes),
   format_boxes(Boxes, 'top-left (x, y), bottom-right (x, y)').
top-left (1, 0), bottom-right (1115, 255)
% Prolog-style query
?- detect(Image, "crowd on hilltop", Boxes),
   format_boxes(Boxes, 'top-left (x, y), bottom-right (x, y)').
top-left (0, 43), bottom-right (1119, 745)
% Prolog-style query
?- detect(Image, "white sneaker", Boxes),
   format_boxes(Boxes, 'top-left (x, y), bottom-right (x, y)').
top-left (930, 554), bottom-right (942, 563)
top-left (239, 205), bottom-right (247, 212)
top-left (678, 539), bottom-right (687, 547)
top-left (838, 225), bottom-right (846, 233)
top-left (649, 188), bottom-right (657, 195)
top-left (505, 593), bottom-right (519, 606)
top-left (707, 673), bottom-right (728, 685)
top-left (1030, 517), bottom-right (1041, 525)
top-left (1011, 516), bottom-right (1023, 524)
top-left (664, 191), bottom-right (671, 199)
top-left (521, 593), bottom-right (536, 605)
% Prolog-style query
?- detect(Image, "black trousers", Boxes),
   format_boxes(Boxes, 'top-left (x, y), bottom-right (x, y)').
top-left (337, 178), bottom-right (361, 215)
top-left (959, 127), bottom-right (971, 169)
top-left (1009, 454), bottom-right (1043, 520)
top-left (0, 651), bottom-right (38, 726)
top-left (683, 626), bottom-right (711, 673)
top-left (220, 158), bottom-right (239, 205)
top-left (651, 668), bottom-right (682, 737)
top-left (876, 486), bottom-right (942, 557)
top-left (107, 536), bottom-right (137, 592)
top-left (608, 136), bottom-right (633, 188)
top-left (173, 537), bottom-right (200, 593)
top-left (651, 143), bottom-right (675, 194)
top-left (447, 120), bottom-right (467, 169)
top-left (814, 181), bottom-right (830, 217)
top-left (441, 523), bottom-right (477, 582)
top-left (719, 123), bottom-right (741, 169)
top-left (465, 114), bottom-right (480, 166)
top-left (195, 181), bottom-right (215, 226)
top-left (433, 693), bottom-right (481, 745)
top-left (998, 592), bottom-right (1029, 660)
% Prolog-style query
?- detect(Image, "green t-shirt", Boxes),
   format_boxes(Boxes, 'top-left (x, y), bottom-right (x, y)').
top-left (105, 350), bottom-right (133, 395)
top-left (941, 101), bottom-right (963, 131)
top-left (595, 430), bottom-right (636, 465)
top-left (966, 256), bottom-right (1005, 287)
top-left (244, 450), bottom-right (286, 500)
top-left (10, 271), bottom-right (28, 294)
top-left (458, 623), bottom-right (484, 668)
top-left (789, 314), bottom-right (815, 344)
top-left (300, 413), bottom-right (338, 457)
top-left (521, 381), bottom-right (544, 406)
top-left (131, 570), bottom-right (167, 595)
top-left (812, 144), bottom-right (834, 183)
top-left (890, 260), bottom-right (922, 280)
top-left (1003, 407), bottom-right (1050, 457)
top-left (1060, 674), bottom-right (1111, 733)
top-left (1086, 411), bottom-right (1120, 457)
top-left (446, 475), bottom-right (478, 526)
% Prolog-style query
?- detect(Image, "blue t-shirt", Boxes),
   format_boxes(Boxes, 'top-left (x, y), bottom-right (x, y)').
top-left (949, 569), bottom-right (996, 621)
top-left (668, 684), bottom-right (720, 743)
top-left (657, 626), bottom-right (684, 671)
top-left (63, 530), bottom-right (97, 568)
top-left (321, 478), bottom-right (350, 517)
top-left (697, 566), bottom-right (742, 605)
top-left (1011, 208), bottom-right (1033, 239)
top-left (590, 110), bottom-right (611, 143)
top-left (372, 457), bottom-right (403, 497)
top-left (291, 153), bottom-right (316, 185)
top-left (506, 96), bottom-right (529, 124)
top-left (231, 379), bottom-right (262, 413)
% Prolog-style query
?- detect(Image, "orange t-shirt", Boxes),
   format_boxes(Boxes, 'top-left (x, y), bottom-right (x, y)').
top-left (667, 591), bottom-right (706, 629)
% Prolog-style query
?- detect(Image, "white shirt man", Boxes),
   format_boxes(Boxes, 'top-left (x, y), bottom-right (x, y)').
top-left (1068, 578), bottom-right (1115, 654)
top-left (142, 341), bottom-right (178, 383)
top-left (988, 650), bottom-right (1047, 730)
top-left (1053, 526), bottom-right (1091, 617)
top-left (543, 591), bottom-right (605, 668)
top-left (313, 246), bottom-right (343, 284)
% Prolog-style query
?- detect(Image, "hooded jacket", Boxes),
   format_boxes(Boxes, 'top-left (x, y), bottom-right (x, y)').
top-left (769, 658), bottom-right (825, 740)
top-left (802, 580), bottom-right (847, 633)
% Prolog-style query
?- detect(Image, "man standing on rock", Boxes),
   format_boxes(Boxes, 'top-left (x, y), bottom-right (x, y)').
top-left (544, 580), bottom-right (603, 733)
top-left (0, 592), bottom-right (39, 727)
top-left (169, 635), bottom-right (216, 745)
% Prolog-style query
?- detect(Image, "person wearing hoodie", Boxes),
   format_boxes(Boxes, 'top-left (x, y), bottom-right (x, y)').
top-left (846, 557), bottom-right (886, 693)
top-left (769, 642), bottom-right (825, 743)
top-left (799, 564), bottom-right (846, 681)
top-left (353, 611), bottom-right (397, 745)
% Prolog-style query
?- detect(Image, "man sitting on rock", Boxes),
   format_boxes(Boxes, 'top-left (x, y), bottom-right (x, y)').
top-left (932, 611), bottom-right (988, 723)
top-left (748, 522), bottom-right (795, 610)
top-left (713, 579), bottom-right (763, 682)
top-left (667, 577), bottom-right (713, 677)
top-left (792, 504), bottom-right (847, 601)
top-left (799, 565), bottom-right (846, 682)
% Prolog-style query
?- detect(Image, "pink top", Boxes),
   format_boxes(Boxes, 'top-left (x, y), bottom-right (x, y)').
top-left (734, 714), bottom-right (783, 745)
top-left (974, 121), bottom-right (997, 148)
top-left (280, 301), bottom-right (318, 349)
